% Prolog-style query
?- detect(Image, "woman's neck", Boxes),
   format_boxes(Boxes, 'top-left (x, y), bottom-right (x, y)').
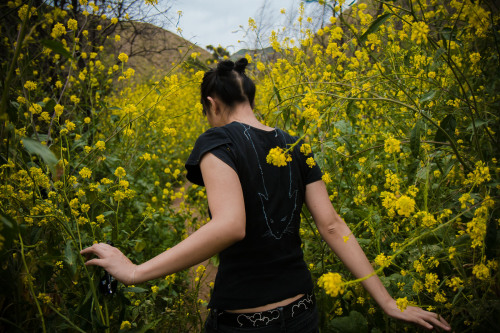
top-left (225, 103), bottom-right (274, 131)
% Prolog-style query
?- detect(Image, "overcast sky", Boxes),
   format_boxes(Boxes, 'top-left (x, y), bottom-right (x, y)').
top-left (167, 0), bottom-right (303, 53)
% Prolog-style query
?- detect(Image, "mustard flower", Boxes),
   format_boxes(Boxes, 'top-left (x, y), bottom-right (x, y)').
top-left (114, 167), bottom-right (126, 178)
top-left (65, 120), bottom-right (76, 131)
top-left (472, 263), bottom-right (490, 280)
top-left (317, 272), bottom-right (344, 297)
top-left (118, 53), bottom-right (129, 63)
top-left (445, 277), bottom-right (463, 291)
top-left (54, 104), bottom-right (64, 116)
top-left (24, 81), bottom-right (37, 91)
top-left (51, 23), bottom-right (67, 38)
top-left (375, 253), bottom-right (392, 268)
top-left (79, 167), bottom-right (92, 179)
top-left (302, 106), bottom-right (320, 122)
top-left (411, 21), bottom-right (429, 44)
top-left (306, 157), bottom-right (316, 168)
top-left (120, 321), bottom-right (131, 330)
top-left (396, 297), bottom-right (409, 312)
top-left (67, 18), bottom-right (78, 31)
top-left (322, 172), bottom-right (332, 184)
top-left (151, 285), bottom-right (159, 293)
top-left (384, 137), bottom-right (401, 154)
top-left (395, 195), bottom-right (415, 217)
top-left (300, 143), bottom-right (312, 155)
top-left (95, 140), bottom-right (105, 151)
top-left (145, 0), bottom-right (158, 5)
top-left (266, 147), bottom-right (291, 167)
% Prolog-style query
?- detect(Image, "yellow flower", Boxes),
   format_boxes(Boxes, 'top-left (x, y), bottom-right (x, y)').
top-left (411, 21), bottom-right (429, 44)
top-left (70, 95), bottom-right (80, 104)
top-left (65, 120), bottom-right (76, 131)
top-left (118, 53), bottom-right (129, 63)
top-left (145, 0), bottom-right (158, 5)
top-left (306, 157), bottom-right (316, 168)
top-left (84, 117), bottom-right (91, 124)
top-left (24, 81), bottom-right (37, 91)
top-left (151, 285), bottom-right (159, 293)
top-left (318, 272), bottom-right (344, 297)
top-left (384, 137), bottom-right (401, 154)
top-left (446, 276), bottom-right (463, 291)
top-left (51, 23), bottom-right (67, 38)
top-left (95, 140), bottom-right (105, 151)
top-left (67, 18), bottom-right (78, 31)
top-left (54, 104), bottom-right (64, 116)
top-left (395, 195), bottom-right (416, 217)
top-left (300, 143), bottom-right (312, 155)
top-left (375, 253), bottom-right (392, 268)
top-left (79, 167), bottom-right (92, 179)
top-left (256, 62), bottom-right (266, 71)
top-left (322, 172), bottom-right (332, 184)
top-left (472, 263), bottom-right (490, 280)
top-left (266, 147), bottom-right (291, 167)
top-left (120, 321), bottom-right (131, 330)
top-left (396, 297), bottom-right (409, 312)
top-left (114, 167), bottom-right (126, 178)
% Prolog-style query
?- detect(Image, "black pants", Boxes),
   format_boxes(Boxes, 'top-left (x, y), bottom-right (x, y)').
top-left (204, 296), bottom-right (319, 333)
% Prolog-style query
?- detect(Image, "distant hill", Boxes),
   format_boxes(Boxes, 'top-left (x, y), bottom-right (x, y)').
top-left (108, 20), bottom-right (212, 78)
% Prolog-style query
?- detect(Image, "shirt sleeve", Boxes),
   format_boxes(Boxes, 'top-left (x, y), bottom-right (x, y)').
top-left (295, 140), bottom-right (322, 185)
top-left (185, 127), bottom-right (237, 186)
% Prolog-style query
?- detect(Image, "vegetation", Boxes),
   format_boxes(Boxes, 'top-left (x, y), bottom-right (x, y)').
top-left (0, 0), bottom-right (498, 332)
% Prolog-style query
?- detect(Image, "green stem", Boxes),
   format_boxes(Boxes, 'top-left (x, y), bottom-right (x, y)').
top-left (0, 0), bottom-right (32, 119)
top-left (18, 233), bottom-right (47, 333)
top-left (47, 304), bottom-right (86, 333)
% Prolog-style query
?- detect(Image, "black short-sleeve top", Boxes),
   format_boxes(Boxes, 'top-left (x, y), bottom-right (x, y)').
top-left (185, 121), bottom-right (322, 310)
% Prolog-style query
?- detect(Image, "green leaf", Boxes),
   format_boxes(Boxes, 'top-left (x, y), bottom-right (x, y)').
top-left (40, 39), bottom-right (74, 60)
top-left (328, 310), bottom-right (368, 333)
top-left (409, 120), bottom-right (422, 158)
top-left (466, 119), bottom-right (489, 131)
top-left (419, 90), bottom-right (437, 103)
top-left (434, 114), bottom-right (456, 143)
top-left (65, 240), bottom-right (77, 275)
top-left (359, 13), bottom-right (392, 44)
top-left (121, 286), bottom-right (148, 293)
top-left (21, 138), bottom-right (58, 173)
top-left (273, 86), bottom-right (282, 104)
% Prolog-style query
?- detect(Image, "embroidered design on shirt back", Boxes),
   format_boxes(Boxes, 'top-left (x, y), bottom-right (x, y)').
top-left (239, 123), bottom-right (298, 240)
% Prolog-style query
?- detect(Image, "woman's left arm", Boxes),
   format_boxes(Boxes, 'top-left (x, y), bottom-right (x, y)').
top-left (80, 152), bottom-right (246, 285)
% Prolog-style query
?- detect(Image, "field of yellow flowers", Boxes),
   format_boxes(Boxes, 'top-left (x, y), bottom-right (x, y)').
top-left (1, 0), bottom-right (499, 332)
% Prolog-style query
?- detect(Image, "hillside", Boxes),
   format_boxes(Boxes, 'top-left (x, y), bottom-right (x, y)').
top-left (108, 20), bottom-right (212, 78)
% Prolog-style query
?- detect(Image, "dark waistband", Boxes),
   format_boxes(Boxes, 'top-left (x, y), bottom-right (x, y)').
top-left (209, 293), bottom-right (315, 328)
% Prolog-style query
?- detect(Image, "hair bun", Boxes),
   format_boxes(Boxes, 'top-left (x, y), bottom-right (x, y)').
top-left (234, 58), bottom-right (248, 74)
top-left (216, 60), bottom-right (234, 74)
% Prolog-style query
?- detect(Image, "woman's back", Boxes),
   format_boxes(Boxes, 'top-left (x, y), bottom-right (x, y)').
top-left (186, 121), bottom-right (322, 310)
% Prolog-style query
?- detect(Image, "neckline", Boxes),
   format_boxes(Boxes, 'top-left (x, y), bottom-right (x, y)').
top-left (230, 121), bottom-right (277, 133)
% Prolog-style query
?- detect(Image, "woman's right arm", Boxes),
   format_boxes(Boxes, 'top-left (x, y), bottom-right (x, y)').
top-left (304, 180), bottom-right (450, 331)
top-left (81, 152), bottom-right (246, 285)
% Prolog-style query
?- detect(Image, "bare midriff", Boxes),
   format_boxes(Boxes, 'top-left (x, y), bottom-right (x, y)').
top-left (225, 294), bottom-right (305, 313)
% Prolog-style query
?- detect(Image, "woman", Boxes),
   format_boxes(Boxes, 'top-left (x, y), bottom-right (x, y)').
top-left (81, 59), bottom-right (451, 332)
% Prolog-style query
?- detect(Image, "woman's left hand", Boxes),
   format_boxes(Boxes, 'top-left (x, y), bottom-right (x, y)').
top-left (80, 243), bottom-right (137, 285)
top-left (383, 299), bottom-right (451, 331)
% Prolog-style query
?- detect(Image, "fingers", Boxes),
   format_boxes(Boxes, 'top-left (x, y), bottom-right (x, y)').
top-left (412, 307), bottom-right (451, 331)
top-left (80, 242), bottom-right (111, 256)
top-left (84, 258), bottom-right (104, 267)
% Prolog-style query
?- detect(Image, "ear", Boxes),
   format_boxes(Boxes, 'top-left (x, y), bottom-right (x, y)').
top-left (207, 96), bottom-right (221, 115)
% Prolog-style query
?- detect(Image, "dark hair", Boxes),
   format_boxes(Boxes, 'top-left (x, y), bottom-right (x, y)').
top-left (200, 58), bottom-right (256, 115)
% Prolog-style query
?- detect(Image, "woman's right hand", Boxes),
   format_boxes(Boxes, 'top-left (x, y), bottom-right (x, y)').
top-left (80, 243), bottom-right (137, 285)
